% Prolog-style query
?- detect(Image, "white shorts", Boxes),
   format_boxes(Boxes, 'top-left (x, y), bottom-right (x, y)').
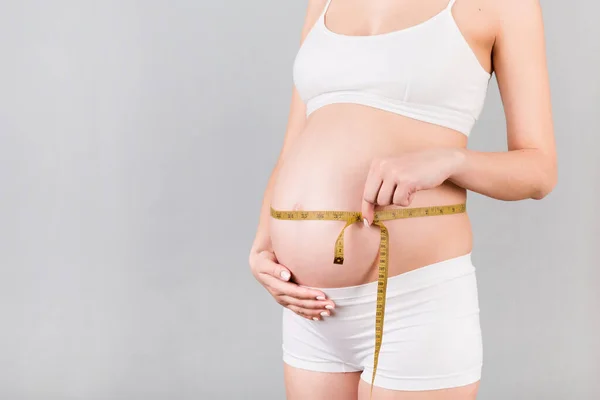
top-left (282, 252), bottom-right (483, 391)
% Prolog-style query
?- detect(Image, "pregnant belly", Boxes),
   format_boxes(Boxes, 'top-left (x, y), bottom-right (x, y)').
top-left (269, 105), bottom-right (473, 288)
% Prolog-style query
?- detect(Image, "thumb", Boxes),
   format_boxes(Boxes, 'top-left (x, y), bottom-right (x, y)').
top-left (277, 265), bottom-right (291, 281)
top-left (257, 250), bottom-right (292, 281)
top-left (271, 259), bottom-right (291, 281)
top-left (361, 197), bottom-right (375, 227)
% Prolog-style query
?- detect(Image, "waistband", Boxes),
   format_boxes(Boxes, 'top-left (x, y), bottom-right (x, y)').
top-left (300, 252), bottom-right (474, 300)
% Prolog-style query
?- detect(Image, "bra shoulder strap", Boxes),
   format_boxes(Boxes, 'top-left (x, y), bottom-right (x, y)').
top-left (446, 0), bottom-right (457, 10)
top-left (322, 0), bottom-right (333, 17)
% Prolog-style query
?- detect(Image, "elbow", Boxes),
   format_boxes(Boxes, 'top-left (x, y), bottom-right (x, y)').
top-left (531, 159), bottom-right (558, 200)
top-left (531, 179), bottom-right (556, 200)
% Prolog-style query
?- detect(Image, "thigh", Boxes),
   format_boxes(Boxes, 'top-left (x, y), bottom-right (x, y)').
top-left (284, 363), bottom-right (362, 400)
top-left (357, 380), bottom-right (480, 400)
top-left (355, 260), bottom-right (482, 399)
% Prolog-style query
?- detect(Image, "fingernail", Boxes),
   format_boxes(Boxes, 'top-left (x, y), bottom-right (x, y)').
top-left (280, 271), bottom-right (290, 280)
top-left (363, 218), bottom-right (369, 227)
top-left (320, 311), bottom-right (329, 317)
top-left (325, 305), bottom-right (334, 310)
top-left (312, 317), bottom-right (319, 321)
top-left (316, 296), bottom-right (326, 300)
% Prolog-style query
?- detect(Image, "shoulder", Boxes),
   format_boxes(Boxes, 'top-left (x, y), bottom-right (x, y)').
top-left (486, 0), bottom-right (544, 34)
top-left (492, 0), bottom-right (542, 15)
top-left (299, 0), bottom-right (329, 39)
top-left (306, 0), bottom-right (329, 13)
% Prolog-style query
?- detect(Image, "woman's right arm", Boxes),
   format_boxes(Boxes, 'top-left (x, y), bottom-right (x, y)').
top-left (248, 1), bottom-right (335, 321)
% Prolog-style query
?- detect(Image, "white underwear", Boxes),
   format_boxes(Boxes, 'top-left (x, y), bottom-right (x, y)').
top-left (282, 252), bottom-right (482, 391)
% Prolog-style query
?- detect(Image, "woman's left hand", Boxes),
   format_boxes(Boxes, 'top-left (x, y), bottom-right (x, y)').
top-left (360, 147), bottom-right (464, 226)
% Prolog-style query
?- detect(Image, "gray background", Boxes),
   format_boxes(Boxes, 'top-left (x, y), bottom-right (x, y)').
top-left (0, 1), bottom-right (598, 399)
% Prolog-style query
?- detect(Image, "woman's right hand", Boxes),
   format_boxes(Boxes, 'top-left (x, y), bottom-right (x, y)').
top-left (249, 249), bottom-right (335, 321)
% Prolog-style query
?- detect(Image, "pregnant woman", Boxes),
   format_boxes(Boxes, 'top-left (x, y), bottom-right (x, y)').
top-left (249, 0), bottom-right (556, 399)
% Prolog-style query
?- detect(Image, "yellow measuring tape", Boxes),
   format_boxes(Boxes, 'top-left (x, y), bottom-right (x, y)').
top-left (270, 202), bottom-right (466, 398)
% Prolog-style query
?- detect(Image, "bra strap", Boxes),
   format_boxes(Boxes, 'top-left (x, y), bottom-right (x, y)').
top-left (322, 0), bottom-right (333, 17)
top-left (446, 0), bottom-right (457, 10)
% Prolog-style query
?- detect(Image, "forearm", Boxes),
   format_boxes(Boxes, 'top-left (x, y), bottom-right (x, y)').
top-left (449, 147), bottom-right (557, 201)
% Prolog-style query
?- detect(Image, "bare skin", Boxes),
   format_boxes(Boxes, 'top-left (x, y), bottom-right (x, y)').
top-left (249, 0), bottom-right (556, 398)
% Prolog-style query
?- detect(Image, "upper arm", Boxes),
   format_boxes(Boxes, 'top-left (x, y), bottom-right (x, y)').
top-left (278, 1), bottom-right (328, 159)
top-left (492, 0), bottom-right (556, 163)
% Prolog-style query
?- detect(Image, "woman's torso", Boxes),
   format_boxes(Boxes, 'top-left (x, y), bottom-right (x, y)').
top-left (270, 0), bottom-right (496, 288)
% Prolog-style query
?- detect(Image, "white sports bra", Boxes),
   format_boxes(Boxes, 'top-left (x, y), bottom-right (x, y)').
top-left (293, 0), bottom-right (492, 136)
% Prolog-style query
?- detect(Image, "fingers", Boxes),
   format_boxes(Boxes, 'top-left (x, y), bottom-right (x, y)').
top-left (266, 257), bottom-right (292, 282)
top-left (361, 198), bottom-right (374, 228)
top-left (260, 273), bottom-right (328, 301)
top-left (361, 173), bottom-right (381, 227)
top-left (279, 295), bottom-right (334, 311)
top-left (284, 298), bottom-right (334, 321)
top-left (364, 158), bottom-right (419, 217)
top-left (250, 251), bottom-right (337, 322)
top-left (253, 250), bottom-right (292, 282)
top-left (393, 183), bottom-right (414, 207)
top-left (260, 274), bottom-right (336, 320)
top-left (404, 188), bottom-right (416, 206)
top-left (287, 304), bottom-right (331, 321)
top-left (377, 179), bottom-right (396, 206)
top-left (275, 265), bottom-right (291, 281)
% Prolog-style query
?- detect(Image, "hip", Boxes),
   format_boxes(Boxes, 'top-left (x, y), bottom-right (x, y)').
top-left (282, 252), bottom-right (483, 390)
